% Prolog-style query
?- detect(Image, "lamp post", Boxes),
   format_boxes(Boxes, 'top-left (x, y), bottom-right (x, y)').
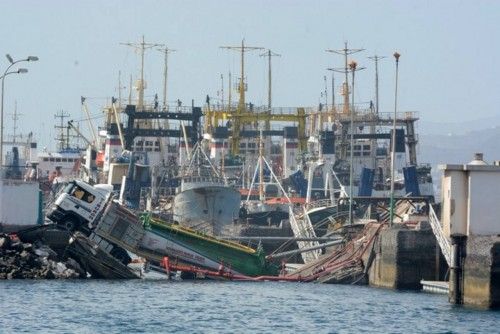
top-left (389, 52), bottom-right (400, 227)
top-left (1, 55), bottom-right (38, 166)
top-left (347, 60), bottom-right (365, 225)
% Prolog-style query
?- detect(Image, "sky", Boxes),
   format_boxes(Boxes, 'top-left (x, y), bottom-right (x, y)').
top-left (0, 0), bottom-right (499, 150)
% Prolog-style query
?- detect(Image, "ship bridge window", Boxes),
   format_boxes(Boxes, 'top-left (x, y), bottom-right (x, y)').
top-left (55, 158), bottom-right (61, 162)
top-left (362, 152), bottom-right (371, 156)
top-left (62, 158), bottom-right (68, 162)
top-left (43, 158), bottom-right (49, 162)
top-left (363, 145), bottom-right (371, 150)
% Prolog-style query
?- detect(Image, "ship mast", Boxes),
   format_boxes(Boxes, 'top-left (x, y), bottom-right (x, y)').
top-left (367, 55), bottom-right (386, 170)
top-left (220, 40), bottom-right (264, 111)
top-left (368, 55), bottom-right (386, 114)
top-left (228, 71), bottom-right (232, 113)
top-left (121, 36), bottom-right (164, 111)
top-left (220, 74), bottom-right (224, 107)
top-left (117, 71), bottom-right (127, 110)
top-left (326, 42), bottom-right (364, 114)
top-left (9, 101), bottom-right (22, 143)
top-left (54, 110), bottom-right (70, 151)
top-left (260, 50), bottom-right (281, 108)
top-left (157, 46), bottom-right (176, 110)
top-left (221, 40), bottom-right (264, 154)
top-left (260, 49), bottom-right (280, 132)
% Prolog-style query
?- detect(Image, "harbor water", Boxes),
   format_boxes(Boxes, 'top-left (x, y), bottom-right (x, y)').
top-left (1, 280), bottom-right (498, 333)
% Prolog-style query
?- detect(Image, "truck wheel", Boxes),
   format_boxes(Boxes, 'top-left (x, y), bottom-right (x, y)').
top-left (60, 218), bottom-right (79, 232)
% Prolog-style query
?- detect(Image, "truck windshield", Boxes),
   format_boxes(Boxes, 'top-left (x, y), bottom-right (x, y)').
top-left (63, 182), bottom-right (75, 194)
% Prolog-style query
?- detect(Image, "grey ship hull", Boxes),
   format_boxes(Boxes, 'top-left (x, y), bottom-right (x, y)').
top-left (173, 185), bottom-right (240, 236)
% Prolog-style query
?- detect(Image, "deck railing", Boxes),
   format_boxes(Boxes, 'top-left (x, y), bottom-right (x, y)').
top-left (288, 206), bottom-right (321, 263)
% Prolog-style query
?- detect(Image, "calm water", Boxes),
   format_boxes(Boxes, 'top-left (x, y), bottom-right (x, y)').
top-left (1, 280), bottom-right (498, 333)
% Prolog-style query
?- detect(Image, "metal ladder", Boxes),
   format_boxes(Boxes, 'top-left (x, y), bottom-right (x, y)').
top-left (288, 206), bottom-right (321, 263)
top-left (428, 204), bottom-right (451, 266)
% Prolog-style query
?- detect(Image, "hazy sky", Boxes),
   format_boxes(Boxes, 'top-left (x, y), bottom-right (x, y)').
top-left (0, 0), bottom-right (498, 150)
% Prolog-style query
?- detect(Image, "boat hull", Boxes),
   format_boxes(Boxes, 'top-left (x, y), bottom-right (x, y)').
top-left (141, 218), bottom-right (278, 277)
top-left (173, 185), bottom-right (240, 235)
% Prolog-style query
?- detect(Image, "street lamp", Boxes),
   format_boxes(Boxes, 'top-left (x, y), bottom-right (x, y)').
top-left (389, 52), bottom-right (401, 227)
top-left (1, 54), bottom-right (38, 166)
top-left (346, 60), bottom-right (365, 225)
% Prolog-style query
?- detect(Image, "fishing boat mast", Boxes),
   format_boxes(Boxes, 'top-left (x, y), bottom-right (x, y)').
top-left (121, 36), bottom-right (164, 112)
top-left (260, 49), bottom-right (281, 131)
top-left (368, 55), bottom-right (386, 115)
top-left (326, 42), bottom-right (363, 114)
top-left (220, 40), bottom-right (264, 154)
top-left (157, 46), bottom-right (176, 110)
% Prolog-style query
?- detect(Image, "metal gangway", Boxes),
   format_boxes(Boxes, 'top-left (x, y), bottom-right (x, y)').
top-left (288, 206), bottom-right (321, 264)
top-left (428, 204), bottom-right (451, 266)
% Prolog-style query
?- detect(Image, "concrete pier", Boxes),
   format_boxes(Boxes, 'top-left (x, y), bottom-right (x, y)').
top-left (462, 235), bottom-right (500, 309)
top-left (369, 223), bottom-right (441, 290)
top-left (440, 154), bottom-right (500, 309)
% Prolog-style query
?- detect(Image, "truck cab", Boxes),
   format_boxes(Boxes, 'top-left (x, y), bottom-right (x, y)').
top-left (47, 180), bottom-right (113, 232)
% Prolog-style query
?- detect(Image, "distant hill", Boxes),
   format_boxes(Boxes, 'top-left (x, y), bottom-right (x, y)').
top-left (419, 116), bottom-right (500, 136)
top-left (418, 125), bottom-right (500, 166)
top-left (416, 122), bottom-right (500, 197)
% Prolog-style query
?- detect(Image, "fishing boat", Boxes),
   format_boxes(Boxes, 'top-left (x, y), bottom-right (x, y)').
top-left (94, 202), bottom-right (279, 276)
top-left (140, 215), bottom-right (279, 276)
top-left (173, 142), bottom-right (240, 236)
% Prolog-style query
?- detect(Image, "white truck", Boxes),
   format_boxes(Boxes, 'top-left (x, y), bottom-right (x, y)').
top-left (47, 180), bottom-right (114, 233)
top-left (46, 180), bottom-right (136, 265)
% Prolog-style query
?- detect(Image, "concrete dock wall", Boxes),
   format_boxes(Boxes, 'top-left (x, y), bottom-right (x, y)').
top-left (369, 224), bottom-right (439, 290)
top-left (462, 235), bottom-right (500, 309)
top-left (0, 179), bottom-right (41, 232)
top-left (440, 157), bottom-right (500, 308)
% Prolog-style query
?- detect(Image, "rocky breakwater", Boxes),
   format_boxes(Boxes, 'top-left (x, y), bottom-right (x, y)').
top-left (0, 233), bottom-right (85, 279)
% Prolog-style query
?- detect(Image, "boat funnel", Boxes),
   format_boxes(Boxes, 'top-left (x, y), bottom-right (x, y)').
top-left (469, 153), bottom-right (487, 165)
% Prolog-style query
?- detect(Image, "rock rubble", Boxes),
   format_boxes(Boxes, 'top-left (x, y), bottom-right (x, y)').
top-left (0, 233), bottom-right (85, 279)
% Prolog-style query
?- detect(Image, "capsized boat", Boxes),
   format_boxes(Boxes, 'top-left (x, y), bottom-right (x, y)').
top-left (140, 215), bottom-right (279, 277)
top-left (95, 202), bottom-right (279, 277)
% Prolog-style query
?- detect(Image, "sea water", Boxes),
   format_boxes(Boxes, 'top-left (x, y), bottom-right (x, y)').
top-left (1, 280), bottom-right (498, 333)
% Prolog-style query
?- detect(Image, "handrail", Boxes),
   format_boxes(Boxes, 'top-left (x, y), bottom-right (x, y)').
top-left (306, 198), bottom-right (335, 211)
top-left (428, 204), bottom-right (451, 267)
top-left (288, 206), bottom-right (321, 264)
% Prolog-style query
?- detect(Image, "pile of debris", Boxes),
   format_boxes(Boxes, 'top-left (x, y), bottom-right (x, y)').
top-left (0, 233), bottom-right (85, 279)
top-left (287, 222), bottom-right (385, 284)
